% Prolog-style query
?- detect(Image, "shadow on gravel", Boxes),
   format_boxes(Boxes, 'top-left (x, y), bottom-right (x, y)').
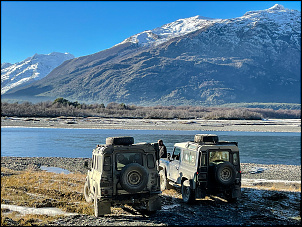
top-left (99, 188), bottom-right (301, 226)
top-left (11, 188), bottom-right (300, 226)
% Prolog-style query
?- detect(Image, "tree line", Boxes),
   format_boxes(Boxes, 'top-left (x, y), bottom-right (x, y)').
top-left (1, 98), bottom-right (300, 120)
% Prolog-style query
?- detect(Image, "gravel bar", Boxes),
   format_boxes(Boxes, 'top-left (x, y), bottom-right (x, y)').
top-left (1, 156), bottom-right (301, 182)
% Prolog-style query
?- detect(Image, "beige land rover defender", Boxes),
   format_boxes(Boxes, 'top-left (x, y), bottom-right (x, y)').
top-left (84, 136), bottom-right (161, 217)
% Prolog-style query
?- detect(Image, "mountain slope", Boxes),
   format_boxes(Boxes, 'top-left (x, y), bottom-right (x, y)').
top-left (2, 4), bottom-right (300, 105)
top-left (1, 52), bottom-right (74, 95)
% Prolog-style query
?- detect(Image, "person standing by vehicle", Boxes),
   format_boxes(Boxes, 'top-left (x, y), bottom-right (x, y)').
top-left (158, 139), bottom-right (167, 158)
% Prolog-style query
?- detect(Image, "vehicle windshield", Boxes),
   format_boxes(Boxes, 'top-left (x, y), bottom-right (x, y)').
top-left (116, 152), bottom-right (143, 170)
top-left (209, 151), bottom-right (229, 163)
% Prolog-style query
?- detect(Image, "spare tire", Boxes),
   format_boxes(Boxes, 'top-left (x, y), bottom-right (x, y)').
top-left (106, 136), bottom-right (134, 145)
top-left (120, 163), bottom-right (148, 193)
top-left (84, 180), bottom-right (92, 203)
top-left (215, 162), bottom-right (236, 186)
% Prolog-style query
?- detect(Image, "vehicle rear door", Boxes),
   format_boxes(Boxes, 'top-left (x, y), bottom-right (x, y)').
top-left (168, 147), bottom-right (181, 183)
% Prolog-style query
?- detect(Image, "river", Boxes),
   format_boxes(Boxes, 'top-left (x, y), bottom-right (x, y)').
top-left (1, 127), bottom-right (300, 165)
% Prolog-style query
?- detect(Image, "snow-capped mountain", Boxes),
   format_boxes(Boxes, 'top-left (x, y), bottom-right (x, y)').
top-left (118, 15), bottom-right (222, 47)
top-left (118, 4), bottom-right (299, 48)
top-left (2, 4), bottom-right (300, 106)
top-left (1, 52), bottom-right (74, 95)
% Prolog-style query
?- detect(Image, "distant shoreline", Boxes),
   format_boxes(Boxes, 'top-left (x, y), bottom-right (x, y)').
top-left (1, 117), bottom-right (301, 132)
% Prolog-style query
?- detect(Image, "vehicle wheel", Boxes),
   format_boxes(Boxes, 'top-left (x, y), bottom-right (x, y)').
top-left (181, 180), bottom-right (195, 204)
top-left (120, 163), bottom-right (148, 193)
top-left (106, 136), bottom-right (134, 145)
top-left (215, 162), bottom-right (236, 186)
top-left (84, 181), bottom-right (92, 203)
top-left (159, 170), bottom-right (167, 191)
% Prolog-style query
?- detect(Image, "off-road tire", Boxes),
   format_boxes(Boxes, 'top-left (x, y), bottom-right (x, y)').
top-left (84, 181), bottom-right (92, 203)
top-left (106, 136), bottom-right (134, 145)
top-left (215, 162), bottom-right (236, 186)
top-left (181, 180), bottom-right (195, 204)
top-left (120, 163), bottom-right (148, 193)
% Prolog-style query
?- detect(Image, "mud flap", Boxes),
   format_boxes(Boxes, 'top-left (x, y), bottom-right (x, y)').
top-left (147, 195), bottom-right (161, 211)
top-left (95, 198), bottom-right (111, 217)
top-left (232, 187), bottom-right (241, 198)
top-left (195, 187), bottom-right (206, 199)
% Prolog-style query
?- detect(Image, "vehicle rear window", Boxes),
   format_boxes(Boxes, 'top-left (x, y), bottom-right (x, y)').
top-left (209, 151), bottom-right (229, 163)
top-left (116, 152), bottom-right (143, 170)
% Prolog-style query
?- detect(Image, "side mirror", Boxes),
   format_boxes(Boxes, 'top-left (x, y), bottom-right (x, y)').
top-left (84, 160), bottom-right (89, 169)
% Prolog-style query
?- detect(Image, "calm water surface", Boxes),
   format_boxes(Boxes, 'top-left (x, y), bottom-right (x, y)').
top-left (1, 127), bottom-right (300, 165)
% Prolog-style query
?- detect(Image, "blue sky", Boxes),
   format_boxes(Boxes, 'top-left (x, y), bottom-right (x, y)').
top-left (1, 1), bottom-right (301, 64)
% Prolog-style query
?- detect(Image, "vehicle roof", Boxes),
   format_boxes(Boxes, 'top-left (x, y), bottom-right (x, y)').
top-left (93, 142), bottom-right (157, 155)
top-left (174, 141), bottom-right (238, 150)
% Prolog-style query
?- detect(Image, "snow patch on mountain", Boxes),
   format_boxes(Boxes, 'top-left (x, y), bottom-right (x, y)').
top-left (118, 4), bottom-right (299, 48)
top-left (1, 52), bottom-right (74, 95)
top-left (118, 15), bottom-right (223, 47)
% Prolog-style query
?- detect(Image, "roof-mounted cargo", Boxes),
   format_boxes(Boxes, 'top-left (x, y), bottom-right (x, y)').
top-left (194, 134), bottom-right (219, 144)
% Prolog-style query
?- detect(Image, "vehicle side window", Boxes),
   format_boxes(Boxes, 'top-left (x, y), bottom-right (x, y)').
top-left (172, 147), bottom-right (181, 161)
top-left (147, 154), bottom-right (155, 168)
top-left (233, 153), bottom-right (239, 165)
top-left (183, 149), bottom-right (196, 165)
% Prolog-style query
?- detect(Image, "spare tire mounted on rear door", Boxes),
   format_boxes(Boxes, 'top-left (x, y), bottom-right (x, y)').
top-left (215, 161), bottom-right (236, 186)
top-left (120, 163), bottom-right (149, 193)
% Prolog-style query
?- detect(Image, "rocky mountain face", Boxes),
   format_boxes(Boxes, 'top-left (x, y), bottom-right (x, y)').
top-left (1, 52), bottom-right (74, 95)
top-left (2, 4), bottom-right (300, 106)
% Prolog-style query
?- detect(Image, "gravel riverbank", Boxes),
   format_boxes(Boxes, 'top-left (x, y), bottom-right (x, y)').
top-left (1, 156), bottom-right (301, 182)
top-left (1, 117), bottom-right (301, 225)
top-left (1, 156), bottom-right (301, 226)
top-left (1, 117), bottom-right (301, 132)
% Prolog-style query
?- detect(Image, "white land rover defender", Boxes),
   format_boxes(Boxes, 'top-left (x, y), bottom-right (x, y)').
top-left (159, 134), bottom-right (241, 203)
top-left (84, 136), bottom-right (161, 217)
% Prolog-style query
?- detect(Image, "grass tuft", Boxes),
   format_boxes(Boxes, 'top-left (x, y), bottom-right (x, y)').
top-left (1, 167), bottom-right (94, 225)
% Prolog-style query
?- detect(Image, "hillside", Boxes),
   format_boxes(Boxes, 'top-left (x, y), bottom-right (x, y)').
top-left (1, 52), bottom-right (74, 95)
top-left (2, 4), bottom-right (300, 106)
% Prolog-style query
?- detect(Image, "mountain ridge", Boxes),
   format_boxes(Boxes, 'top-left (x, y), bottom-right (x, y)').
top-left (2, 4), bottom-right (300, 106)
top-left (1, 52), bottom-right (74, 95)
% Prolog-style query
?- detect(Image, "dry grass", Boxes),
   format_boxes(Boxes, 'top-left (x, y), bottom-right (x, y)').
top-left (1, 166), bottom-right (300, 225)
top-left (1, 167), bottom-right (94, 226)
top-left (241, 182), bottom-right (301, 192)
